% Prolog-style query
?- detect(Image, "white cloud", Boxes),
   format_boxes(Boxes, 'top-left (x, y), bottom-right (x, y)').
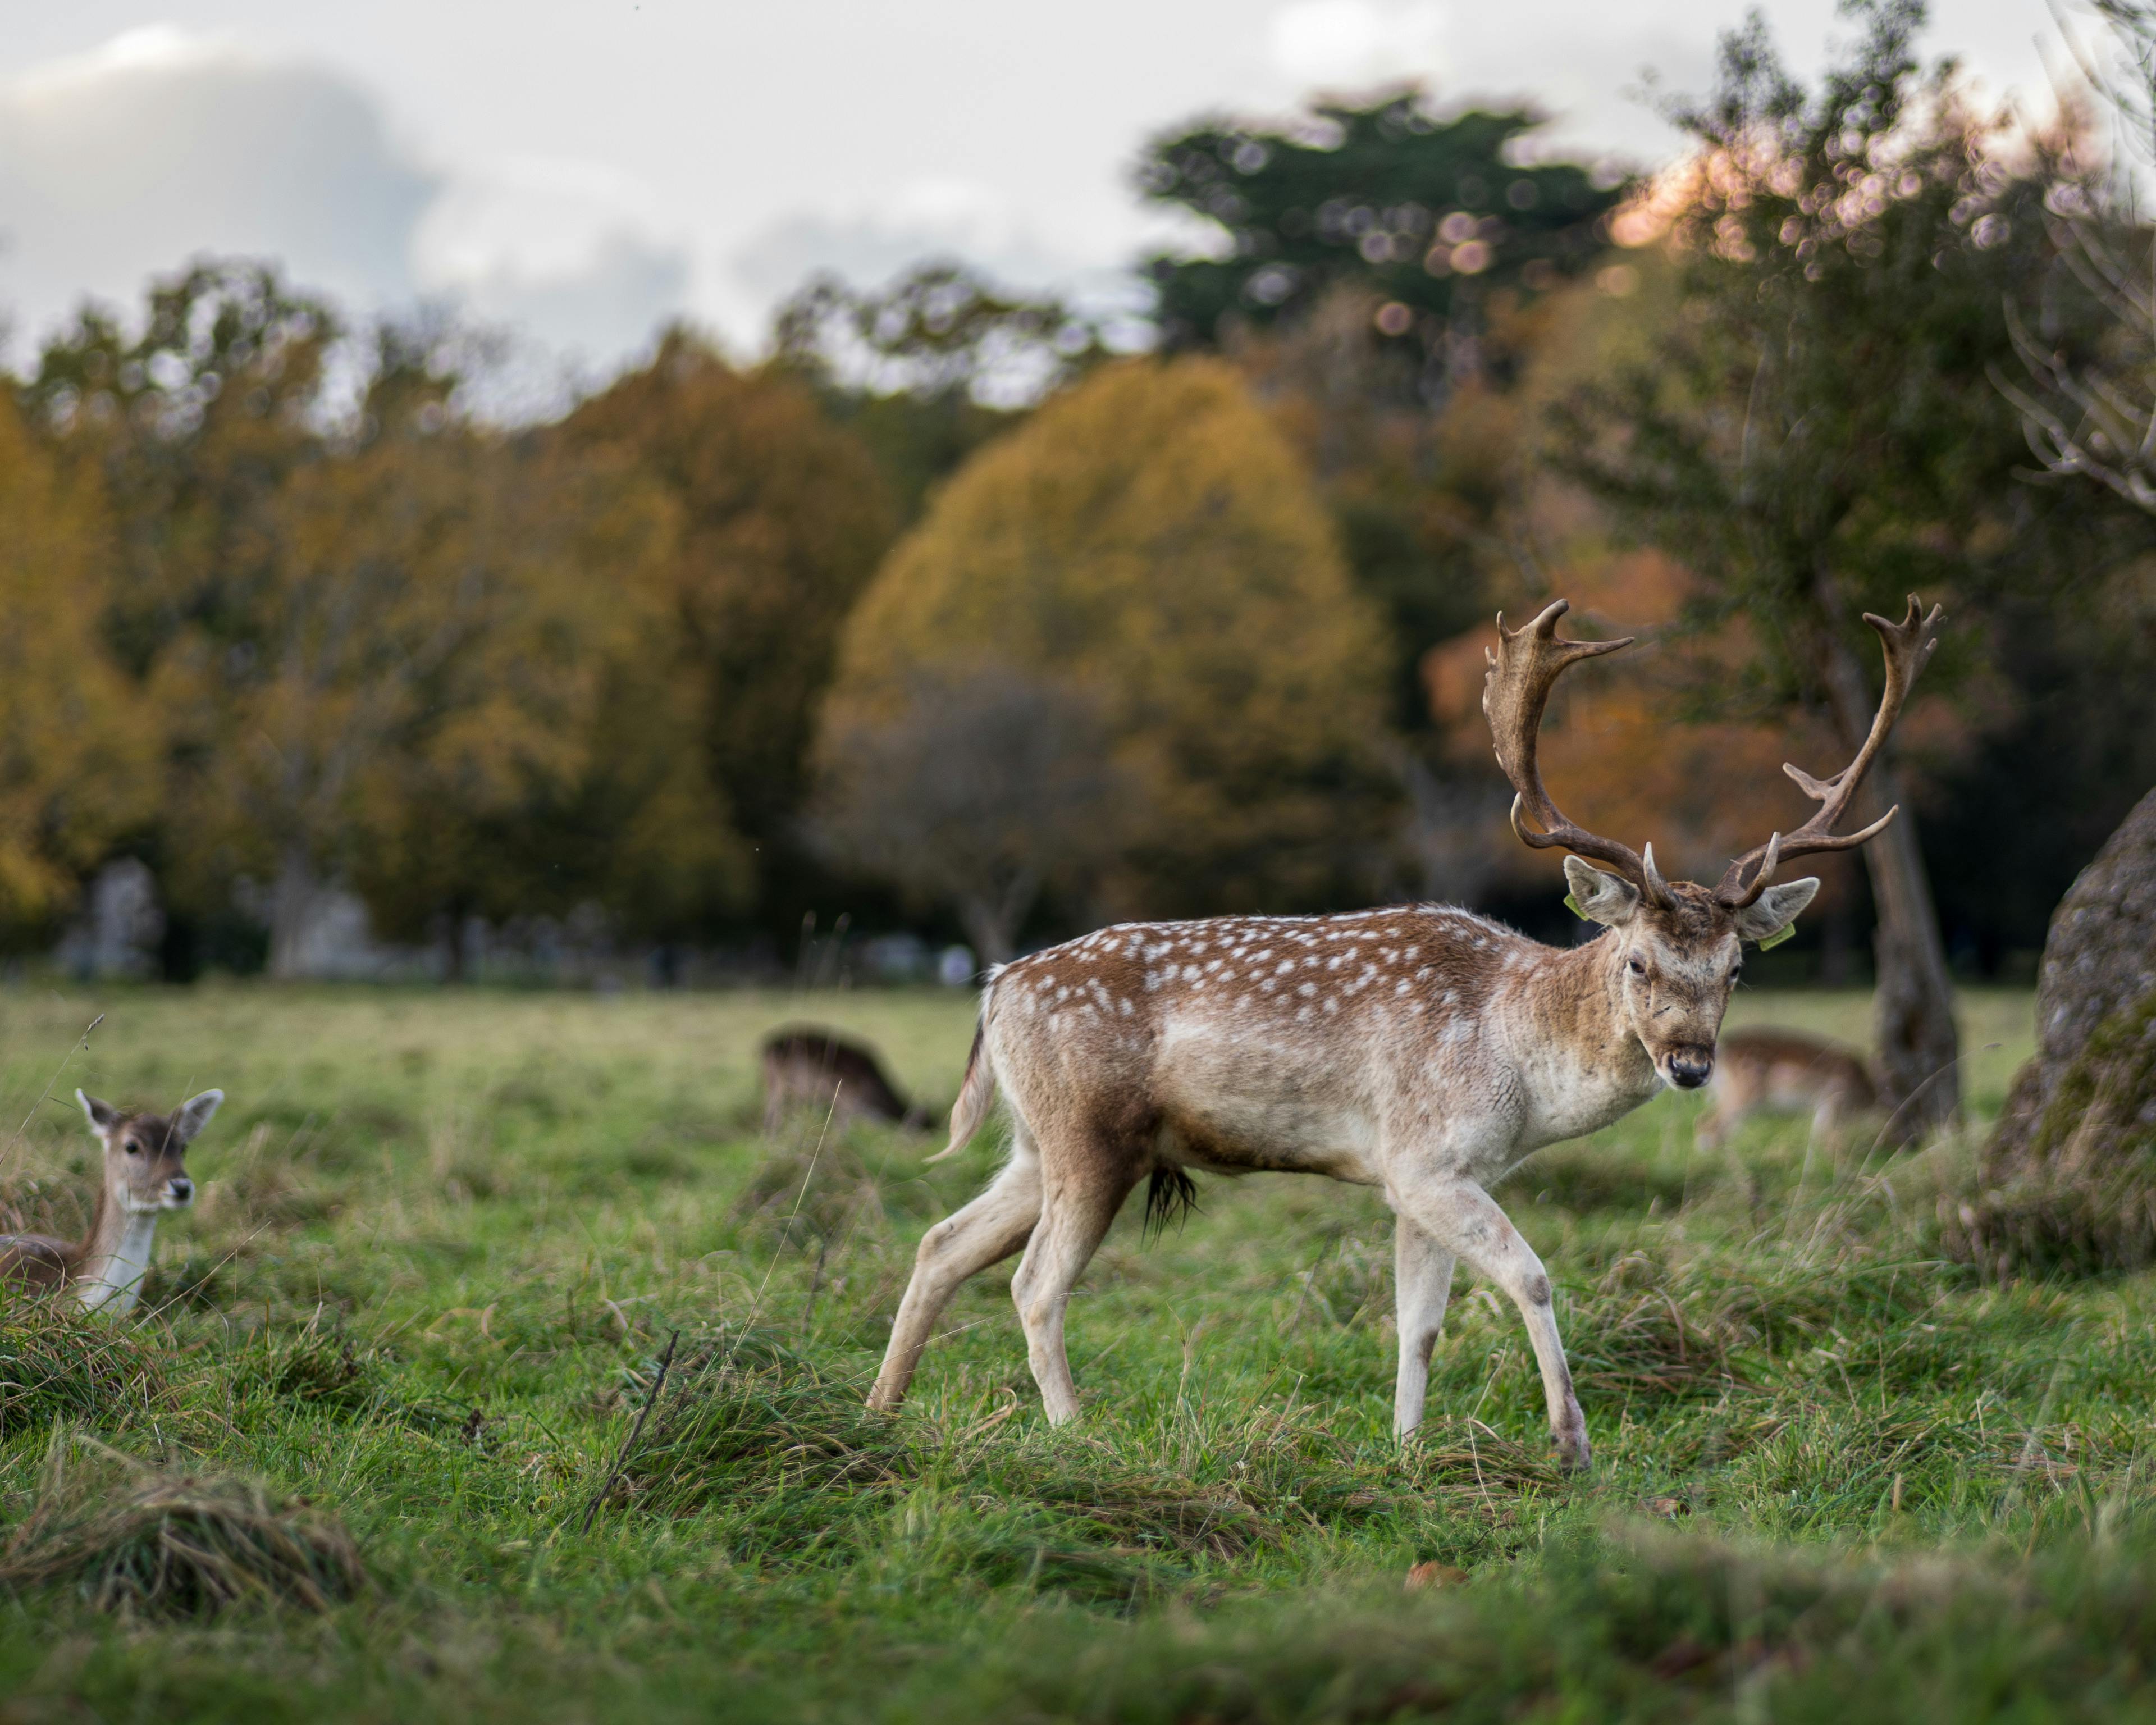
top-left (1266, 0), bottom-right (1444, 92)
top-left (0, 28), bottom-right (435, 343)
top-left (0, 28), bottom-right (692, 387)
top-left (410, 157), bottom-right (689, 363)
top-left (728, 177), bottom-right (1082, 311)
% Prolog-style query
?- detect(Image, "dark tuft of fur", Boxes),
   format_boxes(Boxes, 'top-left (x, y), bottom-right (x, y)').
top-left (1143, 1167), bottom-right (1200, 1240)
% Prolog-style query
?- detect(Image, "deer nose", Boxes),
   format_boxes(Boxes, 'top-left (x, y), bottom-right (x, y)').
top-left (1666, 1053), bottom-right (1713, 1089)
top-left (168, 1177), bottom-right (195, 1204)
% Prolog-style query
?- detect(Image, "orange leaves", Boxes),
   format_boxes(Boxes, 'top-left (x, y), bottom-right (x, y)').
top-left (1425, 549), bottom-right (1852, 895)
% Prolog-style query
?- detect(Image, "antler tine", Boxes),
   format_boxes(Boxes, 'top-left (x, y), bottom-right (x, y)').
top-left (1483, 599), bottom-right (1669, 901)
top-left (1715, 595), bottom-right (1944, 907)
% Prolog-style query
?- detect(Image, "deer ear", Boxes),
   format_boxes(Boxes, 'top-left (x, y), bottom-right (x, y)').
top-left (1563, 856), bottom-right (1641, 928)
top-left (172, 1090), bottom-right (224, 1143)
top-left (1733, 878), bottom-right (1820, 943)
top-left (76, 1090), bottom-right (120, 1135)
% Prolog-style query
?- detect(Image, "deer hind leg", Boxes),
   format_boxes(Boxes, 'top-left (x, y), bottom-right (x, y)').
top-left (867, 1130), bottom-right (1042, 1412)
top-left (1010, 1134), bottom-right (1140, 1426)
top-left (1392, 1215), bottom-right (1457, 1438)
top-left (1392, 1175), bottom-right (1590, 1471)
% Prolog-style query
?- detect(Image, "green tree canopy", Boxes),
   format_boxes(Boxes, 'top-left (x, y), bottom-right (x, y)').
top-left (1140, 92), bottom-right (1625, 400)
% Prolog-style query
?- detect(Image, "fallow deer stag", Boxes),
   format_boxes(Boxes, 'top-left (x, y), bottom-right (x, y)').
top-left (0, 1089), bottom-right (222, 1313)
top-left (869, 597), bottom-right (1940, 1468)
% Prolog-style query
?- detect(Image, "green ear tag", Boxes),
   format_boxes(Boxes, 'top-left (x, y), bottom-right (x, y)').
top-left (1564, 892), bottom-right (1588, 920)
top-left (1756, 921), bottom-right (1797, 952)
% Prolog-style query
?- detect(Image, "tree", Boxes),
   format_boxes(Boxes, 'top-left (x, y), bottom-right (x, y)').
top-left (1545, 0), bottom-right (2112, 1134)
top-left (819, 357), bottom-right (1395, 933)
top-left (329, 420), bottom-right (736, 977)
top-left (557, 333), bottom-right (897, 932)
top-left (1997, 1), bottom-right (2156, 510)
top-left (20, 271), bottom-right (737, 977)
top-left (19, 261), bottom-right (341, 682)
top-left (1140, 95), bottom-right (1630, 905)
top-left (773, 261), bottom-right (1118, 408)
top-left (21, 262), bottom-right (345, 971)
top-left (810, 669), bottom-right (1135, 963)
top-left (1139, 91), bottom-right (1625, 404)
top-left (153, 393), bottom-right (679, 976)
top-left (0, 394), bottom-right (155, 948)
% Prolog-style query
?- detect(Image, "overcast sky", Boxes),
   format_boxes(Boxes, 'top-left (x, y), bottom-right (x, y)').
top-left (0, 1), bottom-right (2077, 385)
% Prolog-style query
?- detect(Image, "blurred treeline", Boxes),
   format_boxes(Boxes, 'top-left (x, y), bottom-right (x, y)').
top-left (3, 2), bottom-right (2154, 981)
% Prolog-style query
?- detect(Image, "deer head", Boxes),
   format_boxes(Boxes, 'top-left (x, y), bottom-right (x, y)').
top-left (1482, 596), bottom-right (1942, 1090)
top-left (76, 1088), bottom-right (221, 1215)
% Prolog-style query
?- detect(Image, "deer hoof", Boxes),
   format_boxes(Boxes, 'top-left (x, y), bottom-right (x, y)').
top-left (1555, 1421), bottom-right (1592, 1474)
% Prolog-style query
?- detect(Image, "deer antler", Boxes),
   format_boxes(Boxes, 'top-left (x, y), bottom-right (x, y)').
top-left (1715, 595), bottom-right (1944, 909)
top-left (1483, 599), bottom-right (1673, 905)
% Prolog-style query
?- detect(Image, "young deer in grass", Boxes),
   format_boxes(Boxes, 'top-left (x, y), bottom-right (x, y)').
top-left (1696, 1028), bottom-right (1879, 1152)
top-left (0, 1089), bottom-right (222, 1313)
top-left (759, 1025), bottom-right (929, 1135)
top-left (868, 597), bottom-right (1940, 1468)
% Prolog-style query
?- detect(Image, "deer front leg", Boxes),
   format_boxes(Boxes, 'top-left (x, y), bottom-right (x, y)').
top-left (1392, 1216), bottom-right (1455, 1438)
top-left (1390, 1175), bottom-right (1590, 1472)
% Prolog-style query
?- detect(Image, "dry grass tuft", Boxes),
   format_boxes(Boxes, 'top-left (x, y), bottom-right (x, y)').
top-left (0, 1299), bottom-right (166, 1437)
top-left (0, 1446), bottom-right (367, 1617)
top-left (618, 1327), bottom-right (907, 1520)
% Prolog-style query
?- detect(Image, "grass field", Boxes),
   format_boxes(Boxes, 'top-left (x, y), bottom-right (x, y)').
top-left (6, 979), bottom-right (2155, 1722)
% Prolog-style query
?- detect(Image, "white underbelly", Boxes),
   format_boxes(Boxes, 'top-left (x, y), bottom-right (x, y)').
top-left (1155, 1102), bottom-right (1383, 1185)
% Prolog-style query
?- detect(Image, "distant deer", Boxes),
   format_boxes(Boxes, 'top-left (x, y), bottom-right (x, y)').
top-left (1696, 1028), bottom-right (1878, 1151)
top-left (868, 597), bottom-right (1940, 1469)
top-left (0, 1089), bottom-right (222, 1313)
top-left (760, 1026), bottom-right (928, 1135)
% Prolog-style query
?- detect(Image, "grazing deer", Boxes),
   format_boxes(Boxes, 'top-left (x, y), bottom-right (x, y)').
top-left (867, 597), bottom-right (1940, 1469)
top-left (0, 1089), bottom-right (222, 1313)
top-left (759, 1026), bottom-right (929, 1135)
top-left (1696, 1028), bottom-right (1879, 1151)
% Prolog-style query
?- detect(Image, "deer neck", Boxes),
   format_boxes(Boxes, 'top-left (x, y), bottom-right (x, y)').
top-left (72, 1183), bottom-right (161, 1315)
top-left (1507, 935), bottom-right (1660, 1140)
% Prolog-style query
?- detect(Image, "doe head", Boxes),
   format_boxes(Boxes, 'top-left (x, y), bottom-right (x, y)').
top-left (1563, 857), bottom-right (1815, 1090)
top-left (76, 1088), bottom-right (223, 1213)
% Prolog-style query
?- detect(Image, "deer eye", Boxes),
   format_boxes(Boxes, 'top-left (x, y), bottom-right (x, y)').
top-left (123, 1139), bottom-right (143, 1156)
top-left (1627, 957), bottom-right (1646, 977)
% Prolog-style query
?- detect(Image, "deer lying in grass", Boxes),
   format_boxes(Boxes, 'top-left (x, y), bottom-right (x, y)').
top-left (1695, 1028), bottom-right (1879, 1151)
top-left (868, 597), bottom-right (1941, 1469)
top-left (0, 1089), bottom-right (222, 1313)
top-left (759, 1026), bottom-right (929, 1135)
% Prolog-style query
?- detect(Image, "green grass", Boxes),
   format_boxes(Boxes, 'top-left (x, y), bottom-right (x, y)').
top-left (3, 980), bottom-right (2151, 1721)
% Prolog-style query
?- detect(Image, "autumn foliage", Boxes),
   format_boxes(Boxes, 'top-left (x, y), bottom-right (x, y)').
top-left (816, 358), bottom-right (1395, 946)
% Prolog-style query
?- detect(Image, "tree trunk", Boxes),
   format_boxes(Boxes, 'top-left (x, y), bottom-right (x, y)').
top-left (957, 896), bottom-right (1020, 969)
top-left (1818, 629), bottom-right (1960, 1136)
top-left (442, 903), bottom-right (471, 984)
top-left (266, 845), bottom-right (319, 981)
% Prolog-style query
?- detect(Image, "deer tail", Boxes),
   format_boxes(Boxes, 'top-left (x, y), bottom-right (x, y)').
top-left (925, 975), bottom-right (1001, 1163)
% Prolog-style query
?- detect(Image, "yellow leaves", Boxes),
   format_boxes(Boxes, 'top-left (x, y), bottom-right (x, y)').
top-left (824, 357), bottom-right (1393, 912)
top-left (0, 395), bottom-right (156, 938)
